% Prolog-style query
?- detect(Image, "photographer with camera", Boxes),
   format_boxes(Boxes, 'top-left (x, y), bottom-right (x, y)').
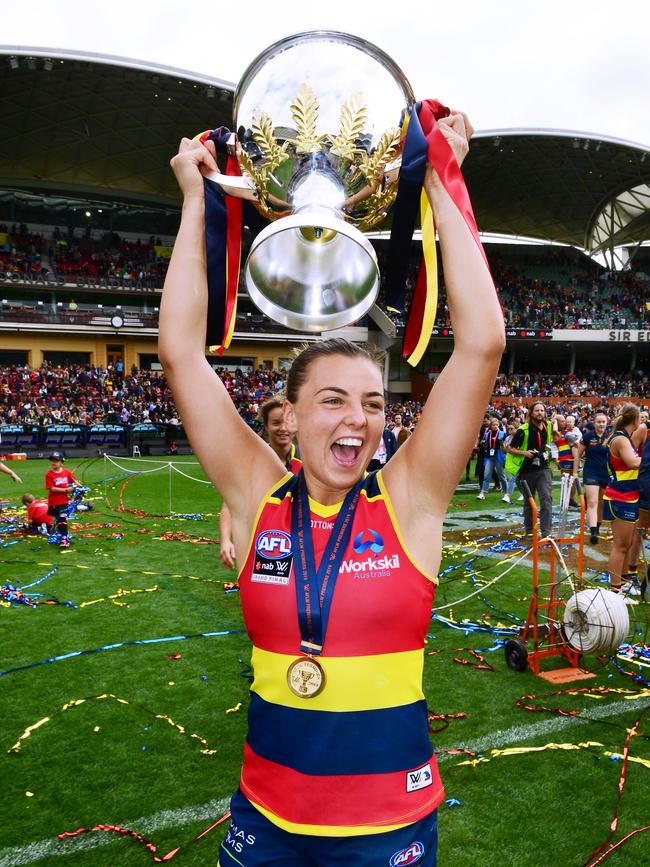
top-left (505, 401), bottom-right (555, 538)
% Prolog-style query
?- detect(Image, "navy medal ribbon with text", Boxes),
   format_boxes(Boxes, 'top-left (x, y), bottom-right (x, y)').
top-left (291, 471), bottom-right (362, 656)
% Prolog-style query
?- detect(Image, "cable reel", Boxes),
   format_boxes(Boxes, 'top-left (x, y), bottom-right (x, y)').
top-left (563, 589), bottom-right (630, 655)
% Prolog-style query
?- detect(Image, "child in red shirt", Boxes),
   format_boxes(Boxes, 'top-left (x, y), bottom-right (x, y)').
top-left (22, 493), bottom-right (54, 534)
top-left (45, 451), bottom-right (77, 548)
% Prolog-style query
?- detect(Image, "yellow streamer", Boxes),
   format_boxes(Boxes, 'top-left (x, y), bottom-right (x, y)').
top-left (79, 585), bottom-right (158, 608)
top-left (456, 741), bottom-right (605, 767)
top-left (9, 693), bottom-right (216, 756)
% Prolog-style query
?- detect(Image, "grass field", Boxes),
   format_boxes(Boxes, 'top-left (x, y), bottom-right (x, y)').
top-left (1, 456), bottom-right (649, 866)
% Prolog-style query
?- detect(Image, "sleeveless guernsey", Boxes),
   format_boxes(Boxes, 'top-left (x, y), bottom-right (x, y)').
top-left (604, 431), bottom-right (639, 504)
top-left (556, 432), bottom-right (573, 470)
top-left (237, 470), bottom-right (444, 837)
top-left (638, 433), bottom-right (650, 483)
top-left (285, 442), bottom-right (302, 474)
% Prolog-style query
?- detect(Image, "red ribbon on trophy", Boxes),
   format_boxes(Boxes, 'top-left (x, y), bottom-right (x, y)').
top-left (387, 99), bottom-right (496, 367)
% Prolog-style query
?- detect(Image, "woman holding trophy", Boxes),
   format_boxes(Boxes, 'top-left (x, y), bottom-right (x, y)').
top-left (159, 32), bottom-right (504, 867)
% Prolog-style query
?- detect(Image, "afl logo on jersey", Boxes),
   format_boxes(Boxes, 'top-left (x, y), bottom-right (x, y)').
top-left (256, 530), bottom-right (292, 559)
top-left (389, 841), bottom-right (425, 866)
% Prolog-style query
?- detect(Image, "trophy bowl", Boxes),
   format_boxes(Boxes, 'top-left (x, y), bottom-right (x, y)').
top-left (232, 31), bottom-right (415, 332)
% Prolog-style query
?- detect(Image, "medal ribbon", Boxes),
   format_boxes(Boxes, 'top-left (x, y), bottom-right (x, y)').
top-left (291, 472), bottom-right (362, 656)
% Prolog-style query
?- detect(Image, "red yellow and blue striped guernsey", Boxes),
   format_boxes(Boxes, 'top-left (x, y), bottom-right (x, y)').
top-left (604, 431), bottom-right (639, 505)
top-left (237, 470), bottom-right (444, 836)
top-left (556, 432), bottom-right (574, 470)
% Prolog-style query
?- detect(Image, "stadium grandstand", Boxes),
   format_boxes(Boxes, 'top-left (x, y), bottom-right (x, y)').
top-left (1, 45), bottom-right (649, 455)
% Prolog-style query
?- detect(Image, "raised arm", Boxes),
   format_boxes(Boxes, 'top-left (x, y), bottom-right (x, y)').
top-left (383, 113), bottom-right (505, 521)
top-left (158, 138), bottom-right (285, 526)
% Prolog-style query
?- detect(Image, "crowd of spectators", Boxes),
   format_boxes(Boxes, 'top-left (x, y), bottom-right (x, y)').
top-left (0, 364), bottom-right (648, 431)
top-left (0, 224), bottom-right (169, 287)
top-left (377, 246), bottom-right (649, 332)
top-left (2, 225), bottom-right (649, 332)
top-left (0, 363), bottom-right (290, 428)
top-left (493, 370), bottom-right (650, 399)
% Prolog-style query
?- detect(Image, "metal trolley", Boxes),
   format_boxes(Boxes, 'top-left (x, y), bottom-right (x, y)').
top-left (504, 478), bottom-right (595, 682)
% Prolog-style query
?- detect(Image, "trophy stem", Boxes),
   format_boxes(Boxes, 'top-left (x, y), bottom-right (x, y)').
top-left (245, 210), bottom-right (379, 333)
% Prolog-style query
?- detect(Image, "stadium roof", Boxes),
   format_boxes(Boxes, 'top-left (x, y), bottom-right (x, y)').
top-left (1, 47), bottom-right (650, 261)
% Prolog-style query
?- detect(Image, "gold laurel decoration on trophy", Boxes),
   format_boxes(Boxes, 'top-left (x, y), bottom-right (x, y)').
top-left (358, 127), bottom-right (401, 182)
top-left (251, 111), bottom-right (291, 172)
top-left (329, 92), bottom-right (368, 161)
top-left (290, 84), bottom-right (324, 154)
top-left (236, 149), bottom-right (275, 219)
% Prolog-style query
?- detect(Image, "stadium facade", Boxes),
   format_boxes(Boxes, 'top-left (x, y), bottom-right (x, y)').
top-left (1, 46), bottom-right (649, 397)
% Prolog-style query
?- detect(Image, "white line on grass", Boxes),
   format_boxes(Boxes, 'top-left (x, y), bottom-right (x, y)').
top-left (0, 796), bottom-right (230, 867)
top-left (2, 697), bottom-right (648, 865)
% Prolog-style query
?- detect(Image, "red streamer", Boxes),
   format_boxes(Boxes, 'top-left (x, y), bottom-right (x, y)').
top-left (515, 686), bottom-right (625, 717)
top-left (58, 811), bottom-right (231, 862)
top-left (581, 718), bottom-right (641, 866)
top-left (402, 99), bottom-right (500, 360)
top-left (452, 649), bottom-right (495, 671)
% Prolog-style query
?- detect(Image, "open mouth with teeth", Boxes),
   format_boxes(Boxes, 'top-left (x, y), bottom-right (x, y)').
top-left (331, 437), bottom-right (363, 467)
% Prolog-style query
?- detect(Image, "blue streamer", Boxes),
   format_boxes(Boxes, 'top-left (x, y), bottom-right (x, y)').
top-left (0, 628), bottom-right (245, 678)
top-left (18, 567), bottom-right (59, 591)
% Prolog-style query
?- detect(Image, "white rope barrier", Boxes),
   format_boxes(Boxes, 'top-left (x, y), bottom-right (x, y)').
top-left (102, 453), bottom-right (213, 489)
top-left (103, 454), bottom-right (167, 475)
top-left (169, 464), bottom-right (213, 486)
top-left (103, 453), bottom-right (203, 465)
top-left (563, 588), bottom-right (630, 654)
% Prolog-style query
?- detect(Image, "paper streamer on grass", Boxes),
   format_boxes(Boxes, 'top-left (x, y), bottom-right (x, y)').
top-left (582, 717), bottom-right (644, 867)
top-left (79, 586), bottom-right (159, 608)
top-left (8, 693), bottom-right (217, 756)
top-left (515, 686), bottom-right (648, 717)
top-left (0, 628), bottom-right (244, 678)
top-left (58, 809), bottom-right (231, 863)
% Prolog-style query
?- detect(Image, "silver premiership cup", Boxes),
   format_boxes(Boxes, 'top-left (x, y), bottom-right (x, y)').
top-left (211, 31), bottom-right (415, 332)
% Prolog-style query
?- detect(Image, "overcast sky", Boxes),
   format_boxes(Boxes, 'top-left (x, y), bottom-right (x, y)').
top-left (3, 0), bottom-right (649, 147)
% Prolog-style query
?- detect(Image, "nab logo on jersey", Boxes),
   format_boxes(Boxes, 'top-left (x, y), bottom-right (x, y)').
top-left (256, 530), bottom-right (292, 559)
top-left (389, 841), bottom-right (425, 866)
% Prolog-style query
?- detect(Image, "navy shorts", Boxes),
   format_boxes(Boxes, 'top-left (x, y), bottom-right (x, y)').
top-left (219, 789), bottom-right (438, 866)
top-left (639, 479), bottom-right (650, 511)
top-left (583, 471), bottom-right (608, 489)
top-left (603, 499), bottom-right (639, 523)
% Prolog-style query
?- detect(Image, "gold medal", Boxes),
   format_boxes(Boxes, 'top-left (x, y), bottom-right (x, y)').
top-left (287, 656), bottom-right (325, 698)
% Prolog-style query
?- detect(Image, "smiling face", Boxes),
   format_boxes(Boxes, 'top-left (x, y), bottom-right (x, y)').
top-left (285, 354), bottom-right (385, 502)
top-left (265, 406), bottom-right (292, 456)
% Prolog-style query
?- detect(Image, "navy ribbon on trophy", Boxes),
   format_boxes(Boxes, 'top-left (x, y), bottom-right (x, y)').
top-left (196, 127), bottom-right (242, 351)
